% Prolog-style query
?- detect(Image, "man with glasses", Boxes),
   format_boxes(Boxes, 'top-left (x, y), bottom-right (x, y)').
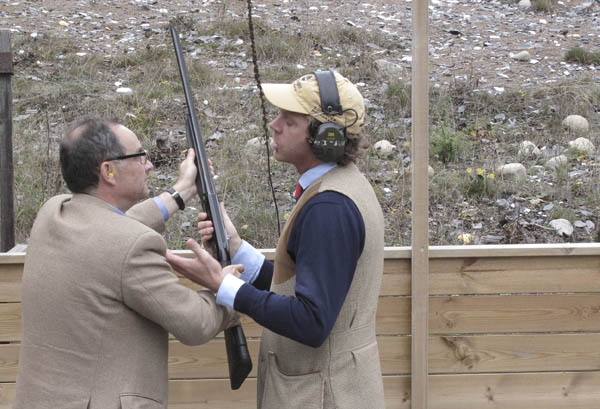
top-left (14, 117), bottom-right (242, 409)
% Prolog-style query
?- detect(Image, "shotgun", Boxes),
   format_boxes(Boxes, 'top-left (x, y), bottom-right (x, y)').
top-left (170, 25), bottom-right (252, 390)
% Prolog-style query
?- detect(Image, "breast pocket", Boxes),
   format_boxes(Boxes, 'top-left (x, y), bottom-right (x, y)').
top-left (261, 351), bottom-right (324, 409)
top-left (119, 394), bottom-right (165, 409)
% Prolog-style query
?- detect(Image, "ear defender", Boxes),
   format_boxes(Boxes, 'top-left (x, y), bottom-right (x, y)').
top-left (108, 172), bottom-right (114, 178)
top-left (309, 70), bottom-right (347, 163)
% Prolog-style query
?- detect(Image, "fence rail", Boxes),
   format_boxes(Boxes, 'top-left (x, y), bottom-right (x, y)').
top-left (1, 243), bottom-right (599, 408)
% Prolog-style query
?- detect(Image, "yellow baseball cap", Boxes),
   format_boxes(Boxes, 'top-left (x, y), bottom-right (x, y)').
top-left (262, 71), bottom-right (365, 134)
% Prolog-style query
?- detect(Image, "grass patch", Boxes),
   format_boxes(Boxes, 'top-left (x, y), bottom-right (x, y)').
top-left (531, 0), bottom-right (558, 12)
top-left (565, 47), bottom-right (600, 66)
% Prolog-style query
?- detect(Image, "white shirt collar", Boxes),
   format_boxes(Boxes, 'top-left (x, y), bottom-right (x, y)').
top-left (298, 163), bottom-right (336, 190)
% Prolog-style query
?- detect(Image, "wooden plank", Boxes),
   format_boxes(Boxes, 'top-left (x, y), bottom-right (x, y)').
top-left (0, 297), bottom-right (410, 343)
top-left (428, 371), bottom-right (600, 409)
top-left (382, 258), bottom-right (411, 296)
top-left (170, 333), bottom-right (600, 380)
top-left (0, 264), bottom-right (21, 302)
top-left (0, 336), bottom-right (410, 383)
top-left (429, 333), bottom-right (600, 374)
top-left (170, 336), bottom-right (411, 380)
top-left (169, 372), bottom-right (600, 409)
top-left (0, 383), bottom-right (14, 408)
top-left (168, 375), bottom-right (408, 409)
top-left (3, 333), bottom-right (599, 383)
top-left (381, 254), bottom-right (600, 297)
top-left (0, 377), bottom-right (411, 409)
top-left (410, 0), bottom-right (431, 405)
top-left (6, 243), bottom-right (600, 263)
top-left (0, 254), bottom-right (23, 264)
top-left (2, 254), bottom-right (599, 303)
top-left (0, 345), bottom-right (17, 383)
top-left (1, 372), bottom-right (600, 409)
top-left (430, 294), bottom-right (600, 334)
top-left (0, 304), bottom-right (19, 342)
top-left (3, 250), bottom-right (600, 300)
top-left (430, 255), bottom-right (600, 295)
top-left (6, 293), bottom-right (600, 343)
top-left (428, 243), bottom-right (600, 258)
top-left (0, 30), bottom-right (14, 253)
top-left (5, 293), bottom-right (600, 343)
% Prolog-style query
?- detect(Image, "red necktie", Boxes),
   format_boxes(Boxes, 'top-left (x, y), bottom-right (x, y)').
top-left (294, 183), bottom-right (303, 200)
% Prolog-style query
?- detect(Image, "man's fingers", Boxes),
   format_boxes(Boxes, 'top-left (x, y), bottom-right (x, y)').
top-left (186, 238), bottom-right (206, 258)
top-left (165, 250), bottom-right (189, 272)
top-left (225, 263), bottom-right (244, 278)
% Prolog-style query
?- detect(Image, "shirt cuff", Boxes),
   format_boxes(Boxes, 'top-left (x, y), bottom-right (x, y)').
top-left (232, 240), bottom-right (265, 284)
top-left (152, 196), bottom-right (170, 222)
top-left (216, 274), bottom-right (245, 308)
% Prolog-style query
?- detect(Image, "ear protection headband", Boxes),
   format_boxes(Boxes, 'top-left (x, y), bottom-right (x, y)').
top-left (309, 70), bottom-right (346, 163)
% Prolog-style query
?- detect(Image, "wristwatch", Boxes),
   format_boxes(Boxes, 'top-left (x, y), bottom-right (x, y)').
top-left (167, 188), bottom-right (185, 211)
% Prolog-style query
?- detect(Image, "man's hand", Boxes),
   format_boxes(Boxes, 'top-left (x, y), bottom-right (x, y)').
top-left (172, 148), bottom-right (198, 204)
top-left (198, 202), bottom-right (242, 257)
top-left (166, 238), bottom-right (244, 293)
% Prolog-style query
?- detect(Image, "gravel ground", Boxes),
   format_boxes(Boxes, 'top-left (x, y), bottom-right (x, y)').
top-left (2, 0), bottom-right (600, 90)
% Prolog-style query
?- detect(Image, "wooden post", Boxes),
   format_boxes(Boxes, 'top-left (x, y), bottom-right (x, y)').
top-left (0, 30), bottom-right (15, 252)
top-left (411, 0), bottom-right (429, 408)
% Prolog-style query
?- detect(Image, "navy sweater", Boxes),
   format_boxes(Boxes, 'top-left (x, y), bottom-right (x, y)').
top-left (234, 191), bottom-right (365, 347)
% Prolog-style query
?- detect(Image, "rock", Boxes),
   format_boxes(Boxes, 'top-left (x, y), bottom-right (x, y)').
top-left (544, 155), bottom-right (568, 171)
top-left (374, 59), bottom-right (405, 77)
top-left (518, 0), bottom-right (531, 8)
top-left (496, 199), bottom-right (510, 208)
top-left (518, 141), bottom-right (542, 160)
top-left (496, 163), bottom-right (527, 181)
top-left (549, 218), bottom-right (573, 237)
top-left (116, 87), bottom-right (133, 95)
top-left (245, 137), bottom-right (264, 154)
top-left (373, 140), bottom-right (395, 158)
top-left (510, 50), bottom-right (530, 61)
top-left (562, 115), bottom-right (589, 133)
top-left (568, 137), bottom-right (595, 156)
top-left (480, 235), bottom-right (504, 244)
top-left (458, 233), bottom-right (475, 244)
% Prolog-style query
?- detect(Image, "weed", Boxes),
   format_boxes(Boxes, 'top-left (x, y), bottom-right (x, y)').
top-left (531, 0), bottom-right (558, 13)
top-left (459, 167), bottom-right (497, 199)
top-left (430, 125), bottom-right (467, 164)
top-left (382, 80), bottom-right (411, 119)
top-left (565, 47), bottom-right (600, 66)
top-left (549, 204), bottom-right (576, 223)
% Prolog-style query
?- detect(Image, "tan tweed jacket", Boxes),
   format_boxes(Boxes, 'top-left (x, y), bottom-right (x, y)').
top-left (257, 164), bottom-right (386, 409)
top-left (14, 193), bottom-right (237, 409)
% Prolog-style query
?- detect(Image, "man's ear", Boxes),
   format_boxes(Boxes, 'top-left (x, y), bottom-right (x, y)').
top-left (100, 162), bottom-right (116, 185)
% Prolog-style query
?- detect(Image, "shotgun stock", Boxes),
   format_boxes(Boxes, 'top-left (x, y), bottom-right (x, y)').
top-left (170, 25), bottom-right (252, 390)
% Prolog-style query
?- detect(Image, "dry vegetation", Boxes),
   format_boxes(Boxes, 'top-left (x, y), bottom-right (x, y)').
top-left (4, 0), bottom-right (600, 249)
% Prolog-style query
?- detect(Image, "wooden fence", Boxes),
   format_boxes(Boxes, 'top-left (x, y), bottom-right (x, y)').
top-left (1, 244), bottom-right (599, 408)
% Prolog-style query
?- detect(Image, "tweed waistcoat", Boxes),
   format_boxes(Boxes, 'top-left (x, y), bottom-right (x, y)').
top-left (257, 164), bottom-right (385, 409)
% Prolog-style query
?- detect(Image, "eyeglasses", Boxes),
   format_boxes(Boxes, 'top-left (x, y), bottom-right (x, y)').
top-left (106, 150), bottom-right (148, 165)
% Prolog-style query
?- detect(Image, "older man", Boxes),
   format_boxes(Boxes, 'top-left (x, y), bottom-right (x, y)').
top-left (14, 117), bottom-right (241, 409)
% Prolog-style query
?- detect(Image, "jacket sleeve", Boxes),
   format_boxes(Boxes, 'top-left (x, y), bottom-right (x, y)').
top-left (121, 230), bottom-right (238, 345)
top-left (126, 198), bottom-right (167, 234)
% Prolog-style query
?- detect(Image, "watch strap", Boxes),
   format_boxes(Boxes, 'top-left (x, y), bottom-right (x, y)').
top-left (167, 188), bottom-right (185, 211)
